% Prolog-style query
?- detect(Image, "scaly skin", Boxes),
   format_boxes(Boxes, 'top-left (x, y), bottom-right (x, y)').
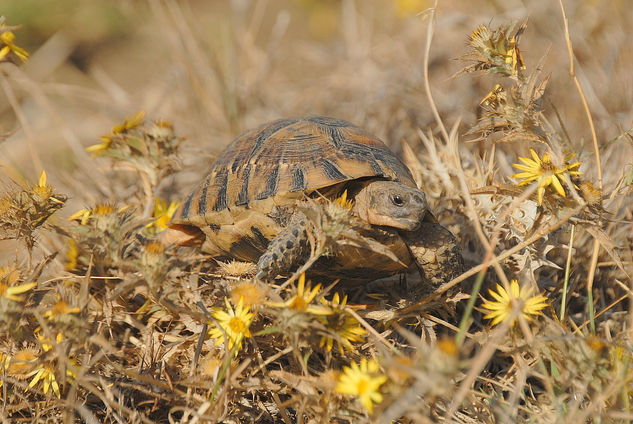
top-left (255, 207), bottom-right (463, 286)
top-left (401, 222), bottom-right (464, 287)
top-left (254, 180), bottom-right (464, 284)
top-left (256, 211), bottom-right (311, 281)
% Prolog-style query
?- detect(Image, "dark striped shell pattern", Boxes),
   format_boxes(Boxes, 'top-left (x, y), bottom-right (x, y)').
top-left (169, 116), bottom-right (418, 261)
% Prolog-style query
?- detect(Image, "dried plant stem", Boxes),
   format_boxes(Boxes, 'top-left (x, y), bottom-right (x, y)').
top-left (560, 223), bottom-right (575, 322)
top-left (422, 1), bottom-right (449, 144)
top-left (421, 6), bottom-right (516, 348)
top-left (558, 0), bottom-right (602, 191)
top-left (586, 239), bottom-right (599, 333)
top-left (347, 307), bottom-right (399, 353)
top-left (139, 172), bottom-right (155, 219)
top-left (400, 203), bottom-right (585, 316)
top-left (454, 182), bottom-right (538, 344)
top-left (445, 314), bottom-right (512, 420)
top-left (421, 312), bottom-right (474, 338)
top-left (575, 293), bottom-right (628, 333)
top-left (558, 0), bottom-right (602, 334)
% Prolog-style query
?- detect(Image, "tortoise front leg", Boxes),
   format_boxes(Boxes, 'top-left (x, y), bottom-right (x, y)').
top-left (402, 222), bottom-right (464, 287)
top-left (256, 211), bottom-right (311, 281)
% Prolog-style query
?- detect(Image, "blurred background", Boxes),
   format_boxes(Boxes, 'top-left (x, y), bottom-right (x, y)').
top-left (0, 0), bottom-right (631, 212)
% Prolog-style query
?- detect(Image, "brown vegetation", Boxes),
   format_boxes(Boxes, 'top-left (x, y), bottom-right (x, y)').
top-left (1, 1), bottom-right (632, 422)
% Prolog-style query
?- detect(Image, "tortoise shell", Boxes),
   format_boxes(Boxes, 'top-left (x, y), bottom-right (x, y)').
top-left (170, 116), bottom-right (417, 263)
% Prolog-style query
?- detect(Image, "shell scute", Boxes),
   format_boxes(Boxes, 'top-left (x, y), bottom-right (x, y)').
top-left (171, 116), bottom-right (416, 225)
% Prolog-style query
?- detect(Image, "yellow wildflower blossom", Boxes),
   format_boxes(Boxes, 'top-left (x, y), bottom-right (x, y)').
top-left (68, 204), bottom-right (125, 225)
top-left (37, 332), bottom-right (64, 352)
top-left (481, 279), bottom-right (548, 327)
top-left (0, 22), bottom-right (29, 62)
top-left (0, 264), bottom-right (20, 285)
top-left (146, 198), bottom-right (180, 232)
top-left (0, 264), bottom-right (36, 302)
top-left (479, 83), bottom-right (505, 107)
top-left (31, 171), bottom-right (64, 204)
top-left (230, 281), bottom-right (266, 307)
top-left (65, 239), bottom-right (79, 270)
top-left (0, 352), bottom-right (7, 388)
top-left (267, 273), bottom-right (331, 315)
top-left (6, 349), bottom-right (38, 378)
top-left (512, 149), bottom-right (582, 204)
top-left (0, 196), bottom-right (12, 215)
top-left (208, 297), bottom-right (254, 351)
top-left (86, 111), bottom-right (145, 153)
top-left (334, 190), bottom-right (353, 210)
top-left (319, 292), bottom-right (366, 354)
top-left (111, 110), bottom-right (145, 134)
top-left (336, 358), bottom-right (387, 414)
top-left (28, 364), bottom-right (60, 397)
top-left (200, 354), bottom-right (222, 381)
top-left (42, 299), bottom-right (81, 320)
top-left (68, 208), bottom-right (92, 225)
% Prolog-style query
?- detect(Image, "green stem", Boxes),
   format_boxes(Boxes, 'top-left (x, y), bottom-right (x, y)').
top-left (210, 334), bottom-right (243, 403)
top-left (587, 289), bottom-right (596, 334)
top-left (456, 268), bottom-right (487, 346)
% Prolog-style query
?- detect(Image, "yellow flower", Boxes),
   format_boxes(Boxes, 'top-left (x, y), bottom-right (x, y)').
top-left (85, 137), bottom-right (113, 154)
top-left (336, 358), bottom-right (387, 414)
top-left (0, 265), bottom-right (36, 302)
top-left (0, 24), bottom-right (29, 62)
top-left (230, 281), bottom-right (266, 307)
top-left (68, 204), bottom-right (124, 225)
top-left (200, 354), bottom-right (223, 381)
top-left (481, 279), bottom-right (548, 327)
top-left (68, 208), bottom-right (92, 225)
top-left (466, 21), bottom-right (526, 78)
top-left (42, 299), bottom-right (81, 320)
top-left (0, 264), bottom-right (20, 285)
top-left (0, 196), bottom-right (12, 215)
top-left (65, 239), bottom-right (80, 270)
top-left (37, 332), bottom-right (64, 352)
top-left (512, 149), bottom-right (582, 204)
top-left (334, 190), bottom-right (353, 210)
top-left (319, 292), bottom-right (366, 354)
top-left (86, 111), bottom-right (145, 153)
top-left (208, 297), bottom-right (254, 351)
top-left (32, 170), bottom-right (49, 196)
top-left (5, 349), bottom-right (38, 377)
top-left (111, 110), bottom-right (145, 135)
top-left (146, 198), bottom-right (180, 232)
top-left (0, 352), bottom-right (7, 388)
top-left (28, 364), bottom-right (60, 397)
top-left (267, 273), bottom-right (331, 315)
top-left (479, 83), bottom-right (505, 107)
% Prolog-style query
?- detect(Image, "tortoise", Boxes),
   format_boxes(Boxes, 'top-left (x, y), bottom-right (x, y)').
top-left (161, 116), bottom-right (463, 286)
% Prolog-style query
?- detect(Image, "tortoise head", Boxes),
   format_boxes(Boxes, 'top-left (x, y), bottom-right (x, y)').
top-left (353, 181), bottom-right (436, 231)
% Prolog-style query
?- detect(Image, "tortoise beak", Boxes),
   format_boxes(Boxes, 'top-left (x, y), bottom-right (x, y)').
top-left (423, 211), bottom-right (438, 224)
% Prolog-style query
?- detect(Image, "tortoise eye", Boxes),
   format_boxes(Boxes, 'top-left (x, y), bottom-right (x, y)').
top-left (391, 194), bottom-right (405, 207)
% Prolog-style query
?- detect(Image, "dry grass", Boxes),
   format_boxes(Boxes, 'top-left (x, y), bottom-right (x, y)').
top-left (1, 0), bottom-right (632, 422)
